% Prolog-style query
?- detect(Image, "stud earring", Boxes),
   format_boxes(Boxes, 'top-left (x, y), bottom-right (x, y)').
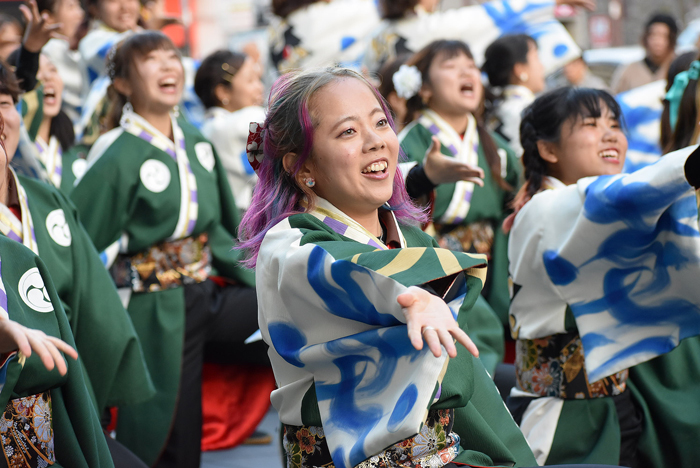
top-left (305, 178), bottom-right (316, 188)
top-left (519, 72), bottom-right (529, 83)
top-left (222, 98), bottom-right (229, 106)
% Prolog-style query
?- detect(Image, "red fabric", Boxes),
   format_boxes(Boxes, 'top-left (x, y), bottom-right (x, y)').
top-left (504, 338), bottom-right (516, 364)
top-left (201, 363), bottom-right (276, 451)
top-left (8, 206), bottom-right (20, 220)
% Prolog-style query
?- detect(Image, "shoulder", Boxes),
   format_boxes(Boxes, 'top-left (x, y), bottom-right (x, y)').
top-left (399, 223), bottom-right (435, 247)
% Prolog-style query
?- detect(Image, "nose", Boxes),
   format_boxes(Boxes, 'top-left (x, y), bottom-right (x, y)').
top-left (602, 124), bottom-right (618, 142)
top-left (364, 126), bottom-right (386, 152)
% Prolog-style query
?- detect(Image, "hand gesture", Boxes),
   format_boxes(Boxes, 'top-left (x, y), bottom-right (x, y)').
top-left (0, 319), bottom-right (78, 376)
top-left (555, 0), bottom-right (596, 11)
top-left (423, 136), bottom-right (484, 186)
top-left (397, 286), bottom-right (479, 359)
top-left (20, 0), bottom-right (65, 53)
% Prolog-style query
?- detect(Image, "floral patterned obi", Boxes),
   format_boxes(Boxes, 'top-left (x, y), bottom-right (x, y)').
top-left (282, 408), bottom-right (459, 468)
top-left (111, 233), bottom-right (211, 292)
top-left (515, 331), bottom-right (628, 399)
top-left (0, 392), bottom-right (55, 467)
top-left (434, 221), bottom-right (494, 257)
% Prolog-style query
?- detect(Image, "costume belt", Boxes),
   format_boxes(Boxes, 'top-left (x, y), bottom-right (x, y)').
top-left (515, 331), bottom-right (628, 399)
top-left (0, 392), bottom-right (55, 467)
top-left (111, 233), bottom-right (211, 293)
top-left (433, 220), bottom-right (494, 256)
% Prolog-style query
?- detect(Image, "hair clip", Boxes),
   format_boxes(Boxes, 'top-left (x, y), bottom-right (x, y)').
top-left (221, 62), bottom-right (236, 83)
top-left (246, 122), bottom-right (265, 173)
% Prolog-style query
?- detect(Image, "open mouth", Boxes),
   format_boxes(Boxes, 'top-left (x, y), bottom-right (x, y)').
top-left (598, 149), bottom-right (620, 162)
top-left (158, 77), bottom-right (178, 93)
top-left (361, 160), bottom-right (388, 174)
top-left (460, 83), bottom-right (474, 96)
top-left (44, 87), bottom-right (57, 104)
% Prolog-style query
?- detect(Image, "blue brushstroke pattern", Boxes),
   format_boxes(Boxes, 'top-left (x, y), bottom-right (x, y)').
top-left (241, 149), bottom-right (255, 175)
top-left (268, 322), bottom-right (307, 367)
top-left (617, 91), bottom-right (662, 173)
top-left (388, 384), bottom-right (418, 432)
top-left (340, 37), bottom-right (356, 50)
top-left (307, 246), bottom-right (403, 326)
top-left (315, 327), bottom-right (429, 468)
top-left (542, 170), bottom-right (700, 375)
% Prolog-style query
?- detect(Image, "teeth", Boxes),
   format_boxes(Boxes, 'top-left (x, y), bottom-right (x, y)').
top-left (598, 150), bottom-right (618, 159)
top-left (161, 78), bottom-right (176, 86)
top-left (361, 161), bottom-right (388, 174)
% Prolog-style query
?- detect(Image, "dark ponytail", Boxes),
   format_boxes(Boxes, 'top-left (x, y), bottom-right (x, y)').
top-left (504, 86), bottom-right (623, 232)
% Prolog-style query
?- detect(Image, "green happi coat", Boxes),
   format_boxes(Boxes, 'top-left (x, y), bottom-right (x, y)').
top-left (627, 336), bottom-right (700, 467)
top-left (259, 203), bottom-right (536, 467)
top-left (0, 235), bottom-right (113, 467)
top-left (14, 173), bottom-right (154, 414)
top-left (399, 114), bottom-right (520, 369)
top-left (70, 115), bottom-right (252, 465)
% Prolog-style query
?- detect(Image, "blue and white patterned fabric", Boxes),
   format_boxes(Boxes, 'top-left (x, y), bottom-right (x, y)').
top-left (365, 0), bottom-right (580, 74)
top-left (509, 145), bottom-right (700, 383)
top-left (617, 80), bottom-right (665, 173)
top-left (256, 199), bottom-right (479, 468)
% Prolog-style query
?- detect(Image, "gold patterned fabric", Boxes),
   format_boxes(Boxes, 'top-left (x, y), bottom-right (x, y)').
top-left (282, 409), bottom-right (459, 468)
top-left (434, 221), bottom-right (494, 257)
top-left (111, 233), bottom-right (211, 292)
top-left (0, 392), bottom-right (55, 467)
top-left (515, 332), bottom-right (628, 399)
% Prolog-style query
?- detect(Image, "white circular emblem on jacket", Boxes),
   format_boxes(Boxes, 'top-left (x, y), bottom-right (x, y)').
top-left (140, 159), bottom-right (171, 193)
top-left (72, 159), bottom-right (87, 179)
top-left (195, 142), bottom-right (215, 172)
top-left (19, 268), bottom-right (54, 313)
top-left (45, 209), bottom-right (72, 247)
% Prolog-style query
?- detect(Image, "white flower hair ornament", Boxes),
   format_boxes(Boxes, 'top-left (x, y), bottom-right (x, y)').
top-left (392, 64), bottom-right (422, 100)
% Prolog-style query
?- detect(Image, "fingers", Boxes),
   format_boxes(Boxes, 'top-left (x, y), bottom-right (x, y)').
top-left (25, 330), bottom-right (56, 372)
top-left (44, 339), bottom-right (68, 376)
top-left (30, 0), bottom-right (40, 20)
top-left (8, 325), bottom-right (32, 357)
top-left (422, 327), bottom-right (442, 357)
top-left (452, 327), bottom-right (479, 358)
top-left (429, 136), bottom-right (441, 154)
top-left (406, 318), bottom-right (424, 352)
top-left (46, 336), bottom-right (78, 361)
top-left (396, 290), bottom-right (417, 309)
top-left (19, 4), bottom-right (32, 23)
top-left (436, 328), bottom-right (457, 358)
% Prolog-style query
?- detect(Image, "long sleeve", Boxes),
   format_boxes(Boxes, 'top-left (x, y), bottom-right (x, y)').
top-left (510, 145), bottom-right (700, 382)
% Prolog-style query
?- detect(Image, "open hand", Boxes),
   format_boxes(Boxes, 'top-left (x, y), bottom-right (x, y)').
top-left (397, 286), bottom-right (479, 359)
top-left (423, 136), bottom-right (484, 186)
top-left (0, 319), bottom-right (78, 376)
top-left (555, 0), bottom-right (596, 11)
top-left (20, 0), bottom-right (66, 53)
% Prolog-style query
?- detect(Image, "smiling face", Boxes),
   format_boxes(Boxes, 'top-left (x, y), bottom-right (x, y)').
top-left (37, 55), bottom-right (64, 119)
top-left (50, 0), bottom-right (85, 39)
top-left (221, 57), bottom-right (264, 111)
top-left (421, 50), bottom-right (482, 118)
top-left (96, 0), bottom-right (139, 32)
top-left (119, 47), bottom-right (184, 116)
top-left (546, 103), bottom-right (627, 184)
top-left (301, 77), bottom-right (399, 221)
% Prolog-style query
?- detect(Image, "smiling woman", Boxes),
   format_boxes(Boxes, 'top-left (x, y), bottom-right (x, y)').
top-left (238, 67), bottom-right (539, 468)
top-left (70, 31), bottom-right (266, 468)
top-left (505, 86), bottom-right (700, 466)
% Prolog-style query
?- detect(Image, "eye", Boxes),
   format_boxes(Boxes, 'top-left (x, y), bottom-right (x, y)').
top-left (339, 128), bottom-right (355, 137)
top-left (377, 118), bottom-right (389, 127)
top-left (583, 118), bottom-right (597, 127)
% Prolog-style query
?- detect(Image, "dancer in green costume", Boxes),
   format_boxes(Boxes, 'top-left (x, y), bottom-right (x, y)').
top-left (72, 31), bottom-right (260, 468)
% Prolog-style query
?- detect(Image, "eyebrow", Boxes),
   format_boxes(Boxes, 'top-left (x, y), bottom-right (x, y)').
top-left (330, 107), bottom-right (384, 132)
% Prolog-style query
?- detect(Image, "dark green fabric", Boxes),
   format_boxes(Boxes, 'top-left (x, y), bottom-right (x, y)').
top-left (58, 144), bottom-right (90, 196)
top-left (71, 119), bottom-right (249, 465)
top-left (19, 175), bottom-right (155, 414)
top-left (628, 336), bottom-right (700, 468)
top-left (453, 358), bottom-right (537, 467)
top-left (0, 236), bottom-right (113, 467)
top-left (547, 398), bottom-right (620, 465)
top-left (400, 122), bottom-right (520, 325)
top-left (285, 213), bottom-right (535, 466)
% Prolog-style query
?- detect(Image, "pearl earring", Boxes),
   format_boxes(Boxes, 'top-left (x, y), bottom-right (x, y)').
top-left (222, 98), bottom-right (229, 105)
top-left (519, 72), bottom-right (529, 83)
top-left (305, 178), bottom-right (316, 188)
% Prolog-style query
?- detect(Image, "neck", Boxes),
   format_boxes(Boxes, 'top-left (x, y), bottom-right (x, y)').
top-left (0, 169), bottom-right (10, 206)
top-left (38, 117), bottom-right (51, 144)
top-left (352, 209), bottom-right (382, 237)
top-left (133, 105), bottom-right (173, 139)
top-left (434, 109), bottom-right (470, 134)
